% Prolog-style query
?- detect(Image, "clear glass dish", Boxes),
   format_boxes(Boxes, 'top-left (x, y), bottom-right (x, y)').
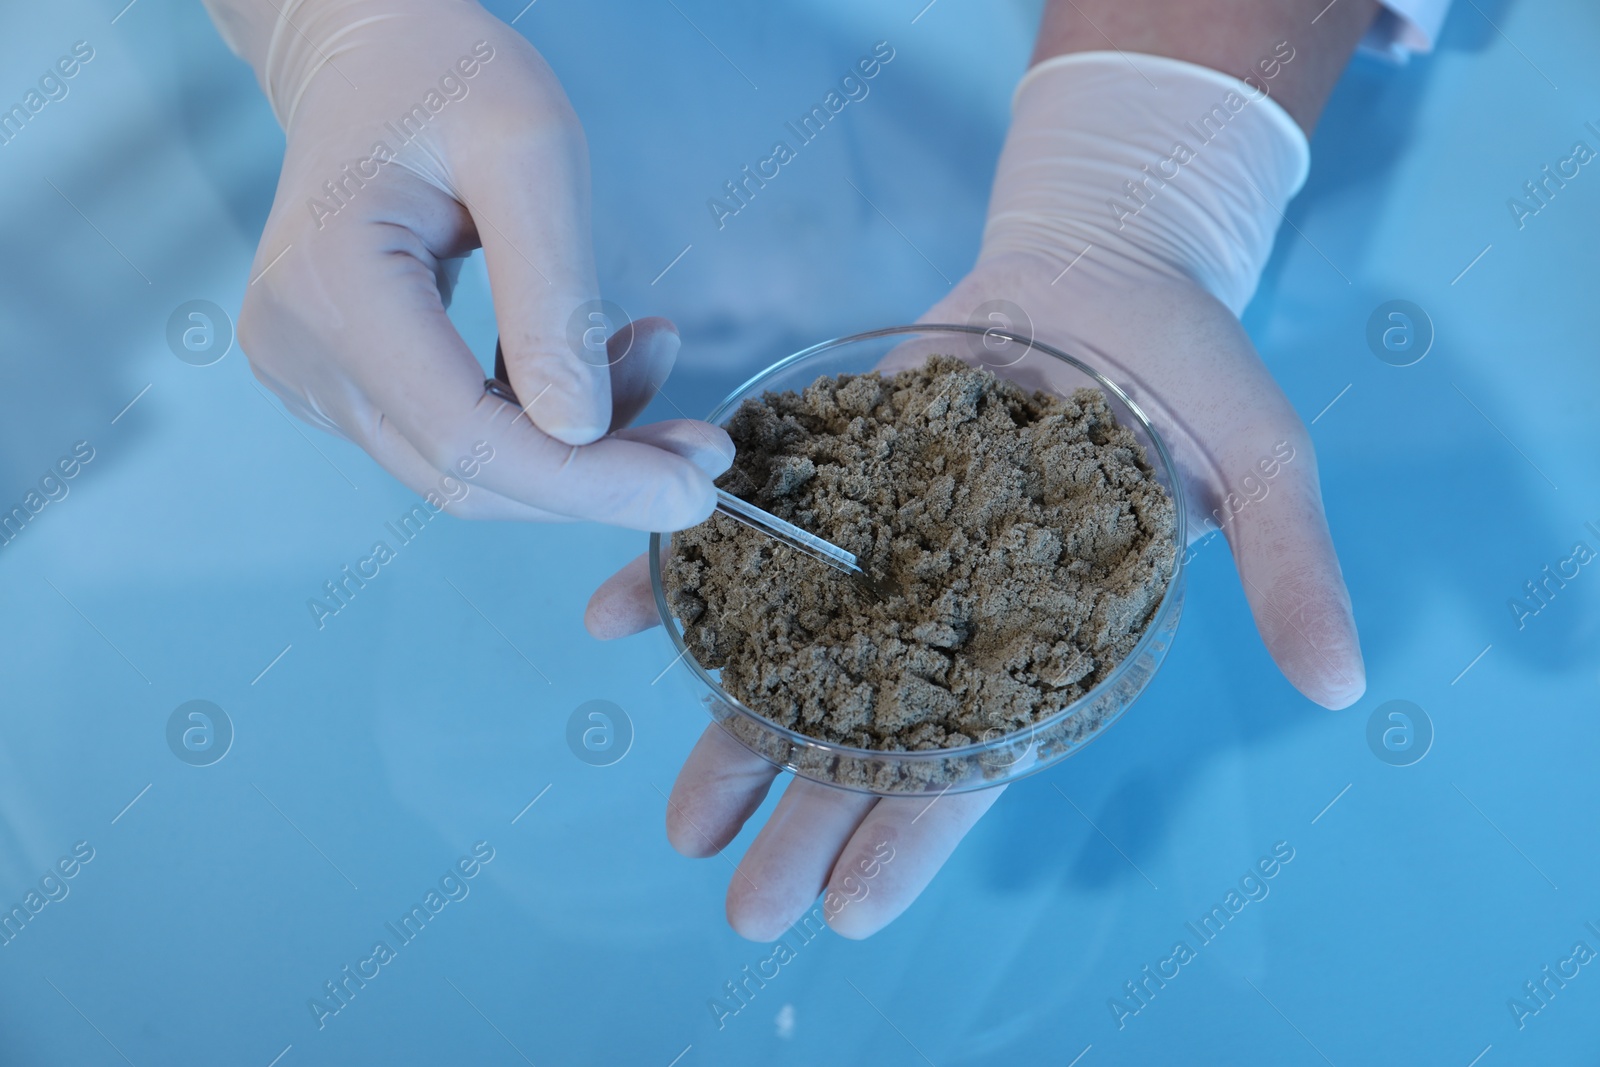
top-left (649, 324), bottom-right (1186, 796)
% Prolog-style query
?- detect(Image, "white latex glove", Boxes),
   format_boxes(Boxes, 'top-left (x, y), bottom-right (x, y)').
top-left (202, 0), bottom-right (730, 529)
top-left (587, 52), bottom-right (1365, 939)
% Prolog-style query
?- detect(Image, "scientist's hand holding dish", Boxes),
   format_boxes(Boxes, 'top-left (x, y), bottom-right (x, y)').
top-left (202, 0), bottom-right (730, 529)
top-left (589, 0), bottom-right (1375, 940)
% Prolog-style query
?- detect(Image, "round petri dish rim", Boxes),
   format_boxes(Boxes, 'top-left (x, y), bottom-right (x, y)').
top-left (648, 323), bottom-right (1188, 793)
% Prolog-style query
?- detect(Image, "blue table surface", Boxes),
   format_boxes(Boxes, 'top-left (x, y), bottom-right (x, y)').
top-left (1, 0), bottom-right (1597, 1064)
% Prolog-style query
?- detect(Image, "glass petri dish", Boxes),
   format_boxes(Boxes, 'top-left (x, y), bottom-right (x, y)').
top-left (649, 324), bottom-right (1186, 797)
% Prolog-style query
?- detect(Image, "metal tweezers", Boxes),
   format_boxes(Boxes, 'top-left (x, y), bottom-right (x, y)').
top-left (483, 367), bottom-right (897, 602)
top-left (713, 489), bottom-right (898, 602)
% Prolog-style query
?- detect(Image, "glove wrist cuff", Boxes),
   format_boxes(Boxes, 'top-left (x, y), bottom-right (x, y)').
top-left (261, 0), bottom-right (370, 130)
top-left (980, 50), bottom-right (1311, 316)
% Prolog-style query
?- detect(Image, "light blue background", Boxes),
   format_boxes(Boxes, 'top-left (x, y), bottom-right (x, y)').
top-left (1, 0), bottom-right (1596, 1064)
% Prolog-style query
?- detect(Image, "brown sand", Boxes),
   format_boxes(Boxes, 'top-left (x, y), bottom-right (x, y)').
top-left (663, 356), bottom-right (1176, 755)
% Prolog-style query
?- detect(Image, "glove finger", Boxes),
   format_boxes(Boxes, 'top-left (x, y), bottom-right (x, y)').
top-left (249, 349), bottom-right (571, 521)
top-left (664, 722), bottom-right (782, 859)
top-left (1220, 436), bottom-right (1365, 709)
top-left (585, 553), bottom-right (660, 639)
top-left (606, 316), bottom-right (679, 430)
top-left (584, 426), bottom-right (731, 636)
top-left (723, 776), bottom-right (877, 943)
top-left (303, 214), bottom-right (717, 530)
top-left (495, 315), bottom-right (682, 433)
top-left (357, 408), bottom-right (576, 522)
top-left (610, 420), bottom-right (734, 480)
top-left (460, 119), bottom-right (611, 445)
top-left (823, 785), bottom-right (1006, 939)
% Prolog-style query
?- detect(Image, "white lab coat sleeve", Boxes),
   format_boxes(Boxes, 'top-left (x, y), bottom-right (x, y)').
top-left (1362, 0), bottom-right (1454, 61)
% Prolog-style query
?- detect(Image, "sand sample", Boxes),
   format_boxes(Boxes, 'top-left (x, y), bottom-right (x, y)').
top-left (663, 356), bottom-right (1176, 756)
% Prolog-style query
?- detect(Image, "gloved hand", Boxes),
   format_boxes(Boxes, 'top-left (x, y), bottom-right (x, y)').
top-left (202, 0), bottom-right (730, 528)
top-left (587, 52), bottom-right (1365, 939)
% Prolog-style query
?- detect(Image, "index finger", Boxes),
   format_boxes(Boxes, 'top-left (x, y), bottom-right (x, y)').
top-left (315, 210), bottom-right (721, 530)
top-left (452, 49), bottom-right (611, 446)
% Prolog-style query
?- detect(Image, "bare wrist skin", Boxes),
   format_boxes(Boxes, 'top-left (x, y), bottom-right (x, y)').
top-left (1030, 0), bottom-right (1381, 133)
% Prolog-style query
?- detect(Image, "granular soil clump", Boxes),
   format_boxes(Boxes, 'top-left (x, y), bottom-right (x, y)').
top-left (663, 356), bottom-right (1176, 754)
